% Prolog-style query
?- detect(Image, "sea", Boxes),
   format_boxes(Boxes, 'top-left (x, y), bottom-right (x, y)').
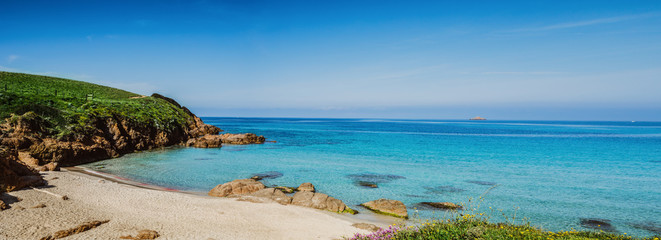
top-left (83, 118), bottom-right (661, 237)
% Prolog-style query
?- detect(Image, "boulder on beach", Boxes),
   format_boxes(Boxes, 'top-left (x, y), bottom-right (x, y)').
top-left (291, 191), bottom-right (350, 213)
top-left (251, 188), bottom-right (292, 205)
top-left (360, 199), bottom-right (408, 219)
top-left (421, 202), bottom-right (463, 210)
top-left (208, 179), bottom-right (265, 197)
top-left (297, 182), bottom-right (315, 192)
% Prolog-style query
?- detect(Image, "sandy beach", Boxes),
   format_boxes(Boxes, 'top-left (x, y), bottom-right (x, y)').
top-left (0, 170), bottom-right (385, 240)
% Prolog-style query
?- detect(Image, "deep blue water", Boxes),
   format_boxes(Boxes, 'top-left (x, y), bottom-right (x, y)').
top-left (84, 118), bottom-right (661, 236)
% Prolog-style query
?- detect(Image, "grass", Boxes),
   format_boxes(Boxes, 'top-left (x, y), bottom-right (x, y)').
top-left (348, 186), bottom-right (660, 240)
top-left (0, 71), bottom-right (193, 140)
top-left (348, 214), bottom-right (659, 240)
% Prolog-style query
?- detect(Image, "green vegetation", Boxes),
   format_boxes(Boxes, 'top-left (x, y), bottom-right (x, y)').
top-left (349, 214), bottom-right (658, 240)
top-left (0, 71), bottom-right (193, 140)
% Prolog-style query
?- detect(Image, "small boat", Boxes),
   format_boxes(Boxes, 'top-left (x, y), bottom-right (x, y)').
top-left (470, 116), bottom-right (486, 120)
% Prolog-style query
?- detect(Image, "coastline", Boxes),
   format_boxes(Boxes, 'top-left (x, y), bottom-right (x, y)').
top-left (0, 169), bottom-right (389, 240)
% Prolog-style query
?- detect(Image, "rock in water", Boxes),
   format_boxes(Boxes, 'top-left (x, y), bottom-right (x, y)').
top-left (251, 171), bottom-right (283, 180)
top-left (421, 202), bottom-right (463, 210)
top-left (297, 182), bottom-right (315, 192)
top-left (580, 218), bottom-right (617, 232)
top-left (208, 179), bottom-right (265, 197)
top-left (219, 133), bottom-right (266, 145)
top-left (357, 181), bottom-right (378, 188)
top-left (185, 135), bottom-right (223, 148)
top-left (360, 199), bottom-right (408, 219)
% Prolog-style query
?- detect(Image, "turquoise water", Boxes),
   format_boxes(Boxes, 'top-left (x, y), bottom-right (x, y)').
top-left (84, 118), bottom-right (661, 237)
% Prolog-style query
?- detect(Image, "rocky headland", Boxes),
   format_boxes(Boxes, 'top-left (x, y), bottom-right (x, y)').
top-left (0, 71), bottom-right (264, 195)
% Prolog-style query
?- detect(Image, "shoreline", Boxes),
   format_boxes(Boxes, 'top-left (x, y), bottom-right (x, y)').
top-left (70, 166), bottom-right (404, 225)
top-left (0, 169), bottom-right (391, 239)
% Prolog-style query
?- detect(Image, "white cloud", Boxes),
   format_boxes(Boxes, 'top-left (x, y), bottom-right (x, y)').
top-left (7, 55), bottom-right (19, 63)
top-left (506, 12), bottom-right (659, 32)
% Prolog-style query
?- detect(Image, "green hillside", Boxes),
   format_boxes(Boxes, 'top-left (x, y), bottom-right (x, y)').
top-left (0, 71), bottom-right (192, 140)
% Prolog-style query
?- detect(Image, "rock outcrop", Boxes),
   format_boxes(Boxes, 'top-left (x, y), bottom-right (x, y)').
top-left (218, 133), bottom-right (266, 145)
top-left (0, 146), bottom-right (43, 192)
top-left (297, 182), bottom-right (315, 192)
top-left (0, 91), bottom-right (265, 193)
top-left (291, 191), bottom-right (348, 212)
top-left (186, 133), bottom-right (266, 148)
top-left (250, 188), bottom-right (292, 205)
top-left (208, 179), bottom-right (265, 197)
top-left (421, 202), bottom-right (463, 210)
top-left (360, 199), bottom-right (408, 219)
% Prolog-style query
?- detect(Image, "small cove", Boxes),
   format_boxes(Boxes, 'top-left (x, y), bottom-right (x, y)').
top-left (83, 118), bottom-right (661, 237)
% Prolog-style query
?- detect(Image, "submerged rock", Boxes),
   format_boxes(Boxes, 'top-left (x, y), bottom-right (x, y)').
top-left (424, 185), bottom-right (465, 194)
top-left (420, 202), bottom-right (463, 210)
top-left (297, 182), bottom-right (315, 192)
top-left (466, 180), bottom-right (496, 186)
top-left (208, 179), bottom-right (265, 197)
top-left (360, 199), bottom-right (408, 219)
top-left (580, 218), bottom-right (617, 232)
top-left (251, 171), bottom-right (283, 180)
top-left (357, 181), bottom-right (378, 188)
top-left (631, 222), bottom-right (661, 235)
top-left (346, 173), bottom-right (406, 184)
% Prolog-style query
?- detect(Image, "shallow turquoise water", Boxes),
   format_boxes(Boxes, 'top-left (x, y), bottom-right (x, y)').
top-left (84, 118), bottom-right (661, 237)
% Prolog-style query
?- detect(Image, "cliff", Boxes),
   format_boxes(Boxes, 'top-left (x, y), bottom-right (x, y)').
top-left (0, 71), bottom-right (231, 192)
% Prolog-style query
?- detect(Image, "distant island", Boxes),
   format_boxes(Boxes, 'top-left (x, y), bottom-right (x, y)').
top-left (469, 116), bottom-right (486, 120)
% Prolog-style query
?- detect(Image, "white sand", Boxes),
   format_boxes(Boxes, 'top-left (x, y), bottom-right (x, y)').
top-left (0, 170), bottom-right (386, 240)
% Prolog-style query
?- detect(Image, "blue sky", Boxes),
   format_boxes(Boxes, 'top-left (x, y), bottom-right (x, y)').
top-left (1, 0), bottom-right (660, 120)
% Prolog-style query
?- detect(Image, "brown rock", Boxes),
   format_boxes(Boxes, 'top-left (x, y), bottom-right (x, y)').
top-left (421, 202), bottom-right (463, 210)
top-left (0, 199), bottom-right (7, 211)
top-left (352, 223), bottom-right (380, 232)
top-left (186, 135), bottom-right (223, 148)
top-left (32, 203), bottom-right (46, 208)
top-left (208, 179), bottom-right (265, 197)
top-left (18, 151), bottom-right (40, 167)
top-left (41, 220), bottom-right (110, 240)
top-left (219, 133), bottom-right (266, 145)
top-left (274, 186), bottom-right (296, 193)
top-left (0, 146), bottom-right (43, 192)
top-left (136, 229), bottom-right (160, 239)
top-left (45, 162), bottom-right (60, 171)
top-left (251, 188), bottom-right (292, 205)
top-left (291, 191), bottom-right (347, 212)
top-left (360, 199), bottom-right (408, 219)
top-left (297, 182), bottom-right (315, 192)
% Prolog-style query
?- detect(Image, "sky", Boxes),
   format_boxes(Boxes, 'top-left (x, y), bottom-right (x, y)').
top-left (1, 0), bottom-right (660, 120)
